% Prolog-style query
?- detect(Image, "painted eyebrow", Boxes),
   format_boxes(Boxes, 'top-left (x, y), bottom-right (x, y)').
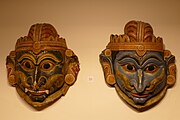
top-left (143, 55), bottom-right (163, 63)
top-left (37, 53), bottom-right (62, 64)
top-left (17, 53), bottom-right (36, 63)
top-left (140, 54), bottom-right (164, 67)
top-left (116, 55), bottom-right (140, 65)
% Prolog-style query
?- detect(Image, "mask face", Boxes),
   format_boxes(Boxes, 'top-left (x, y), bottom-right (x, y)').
top-left (100, 20), bottom-right (176, 111)
top-left (6, 23), bottom-right (80, 110)
top-left (114, 51), bottom-right (166, 105)
top-left (15, 51), bottom-right (65, 102)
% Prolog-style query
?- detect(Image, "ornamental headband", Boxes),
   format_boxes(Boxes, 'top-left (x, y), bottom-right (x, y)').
top-left (106, 21), bottom-right (164, 56)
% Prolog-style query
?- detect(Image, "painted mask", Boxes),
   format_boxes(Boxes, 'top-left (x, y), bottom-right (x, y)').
top-left (6, 23), bottom-right (80, 110)
top-left (100, 20), bottom-right (176, 111)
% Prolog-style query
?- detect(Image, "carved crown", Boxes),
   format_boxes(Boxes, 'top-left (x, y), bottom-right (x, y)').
top-left (106, 20), bottom-right (164, 56)
top-left (15, 23), bottom-right (67, 54)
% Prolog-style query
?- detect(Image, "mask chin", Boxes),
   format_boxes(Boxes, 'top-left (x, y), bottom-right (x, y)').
top-left (29, 94), bottom-right (47, 102)
top-left (15, 82), bottom-right (70, 110)
top-left (114, 83), bottom-right (168, 111)
top-left (132, 97), bottom-right (147, 104)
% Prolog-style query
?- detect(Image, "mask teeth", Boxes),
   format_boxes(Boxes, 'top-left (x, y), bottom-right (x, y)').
top-left (24, 88), bottom-right (49, 95)
top-left (45, 90), bottom-right (49, 94)
top-left (25, 88), bottom-right (28, 93)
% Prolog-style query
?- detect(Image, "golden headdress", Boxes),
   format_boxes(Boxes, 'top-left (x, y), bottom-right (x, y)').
top-left (15, 23), bottom-right (67, 54)
top-left (106, 20), bottom-right (164, 56)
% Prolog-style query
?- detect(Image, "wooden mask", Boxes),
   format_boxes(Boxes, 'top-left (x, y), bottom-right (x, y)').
top-left (100, 20), bottom-right (176, 111)
top-left (6, 23), bottom-right (80, 110)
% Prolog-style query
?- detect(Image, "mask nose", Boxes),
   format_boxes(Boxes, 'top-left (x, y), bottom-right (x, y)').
top-left (33, 66), bottom-right (39, 90)
top-left (135, 69), bottom-right (145, 93)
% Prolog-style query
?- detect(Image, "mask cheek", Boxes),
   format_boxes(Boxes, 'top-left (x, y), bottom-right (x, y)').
top-left (15, 71), bottom-right (30, 91)
top-left (44, 74), bottom-right (65, 94)
top-left (145, 68), bottom-right (166, 95)
top-left (115, 67), bottom-right (134, 93)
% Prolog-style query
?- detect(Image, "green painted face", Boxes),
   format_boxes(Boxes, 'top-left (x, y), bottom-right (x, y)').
top-left (15, 50), bottom-right (64, 102)
top-left (7, 49), bottom-right (79, 110)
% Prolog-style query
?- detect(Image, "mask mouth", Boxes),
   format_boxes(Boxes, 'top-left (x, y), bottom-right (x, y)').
top-left (25, 88), bottom-right (49, 95)
top-left (25, 88), bottom-right (50, 102)
top-left (130, 92), bottom-right (149, 98)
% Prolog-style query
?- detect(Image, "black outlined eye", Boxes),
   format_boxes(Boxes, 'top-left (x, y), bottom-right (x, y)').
top-left (21, 60), bottom-right (34, 71)
top-left (122, 64), bottom-right (136, 72)
top-left (25, 62), bottom-right (31, 68)
top-left (43, 63), bottom-right (51, 69)
top-left (145, 64), bottom-right (158, 73)
top-left (40, 60), bottom-right (55, 72)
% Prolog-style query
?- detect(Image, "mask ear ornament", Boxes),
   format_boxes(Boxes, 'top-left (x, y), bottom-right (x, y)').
top-left (100, 49), bottom-right (116, 86)
top-left (6, 51), bottom-right (16, 86)
top-left (6, 23), bottom-right (80, 110)
top-left (100, 20), bottom-right (176, 112)
top-left (65, 49), bottom-right (80, 86)
top-left (164, 50), bottom-right (176, 87)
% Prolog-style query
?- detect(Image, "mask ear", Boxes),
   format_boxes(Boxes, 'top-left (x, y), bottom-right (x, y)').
top-left (100, 49), bottom-right (116, 86)
top-left (64, 49), bottom-right (80, 86)
top-left (164, 50), bottom-right (176, 88)
top-left (6, 51), bottom-right (16, 86)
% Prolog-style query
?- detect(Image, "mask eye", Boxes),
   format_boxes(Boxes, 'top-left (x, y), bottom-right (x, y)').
top-left (122, 64), bottom-right (136, 72)
top-left (21, 60), bottom-right (34, 72)
top-left (43, 63), bottom-right (51, 69)
top-left (40, 60), bottom-right (55, 72)
top-left (145, 64), bottom-right (158, 73)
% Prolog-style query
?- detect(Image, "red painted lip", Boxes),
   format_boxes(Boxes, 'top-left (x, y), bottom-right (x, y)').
top-left (131, 92), bottom-right (149, 98)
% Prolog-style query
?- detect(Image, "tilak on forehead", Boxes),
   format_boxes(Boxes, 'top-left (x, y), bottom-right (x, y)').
top-left (100, 20), bottom-right (176, 111)
top-left (6, 23), bottom-right (80, 110)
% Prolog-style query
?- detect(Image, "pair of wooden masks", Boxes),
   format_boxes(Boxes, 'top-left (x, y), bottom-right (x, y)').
top-left (100, 20), bottom-right (176, 111)
top-left (6, 21), bottom-right (176, 111)
top-left (6, 23), bottom-right (80, 110)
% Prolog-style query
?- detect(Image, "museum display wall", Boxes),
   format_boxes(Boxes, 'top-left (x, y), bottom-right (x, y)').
top-left (0, 0), bottom-right (180, 120)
